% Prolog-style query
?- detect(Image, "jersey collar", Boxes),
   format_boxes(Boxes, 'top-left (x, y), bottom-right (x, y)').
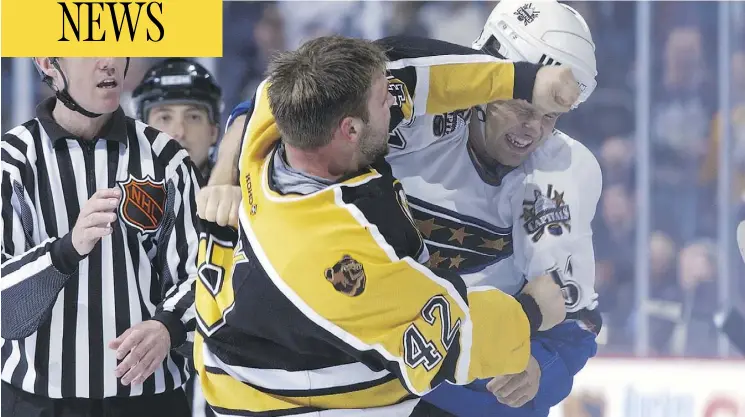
top-left (36, 97), bottom-right (128, 146)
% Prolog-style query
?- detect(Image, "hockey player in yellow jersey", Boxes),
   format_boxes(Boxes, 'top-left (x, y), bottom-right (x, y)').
top-left (194, 35), bottom-right (579, 416)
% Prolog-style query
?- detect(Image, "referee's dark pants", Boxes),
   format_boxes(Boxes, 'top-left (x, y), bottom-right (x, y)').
top-left (2, 382), bottom-right (190, 417)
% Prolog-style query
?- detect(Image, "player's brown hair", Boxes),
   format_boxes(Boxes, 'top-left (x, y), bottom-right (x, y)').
top-left (266, 35), bottom-right (388, 150)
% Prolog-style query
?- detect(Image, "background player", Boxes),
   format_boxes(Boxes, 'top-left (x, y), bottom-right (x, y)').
top-left (132, 58), bottom-right (223, 182)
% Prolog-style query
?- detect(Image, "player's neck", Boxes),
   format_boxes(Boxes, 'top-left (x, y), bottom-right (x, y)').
top-left (52, 99), bottom-right (112, 141)
top-left (283, 143), bottom-right (344, 182)
top-left (467, 130), bottom-right (511, 171)
top-left (468, 114), bottom-right (512, 169)
top-left (466, 119), bottom-right (517, 186)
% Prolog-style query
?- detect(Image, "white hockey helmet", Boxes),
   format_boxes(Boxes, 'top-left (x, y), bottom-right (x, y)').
top-left (473, 0), bottom-right (597, 108)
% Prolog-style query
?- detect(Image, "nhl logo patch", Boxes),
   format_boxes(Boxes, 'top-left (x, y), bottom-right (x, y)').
top-left (117, 175), bottom-right (167, 234)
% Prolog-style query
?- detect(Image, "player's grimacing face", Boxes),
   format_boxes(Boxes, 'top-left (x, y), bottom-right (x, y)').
top-left (57, 58), bottom-right (127, 114)
top-left (483, 99), bottom-right (560, 166)
top-left (356, 72), bottom-right (394, 166)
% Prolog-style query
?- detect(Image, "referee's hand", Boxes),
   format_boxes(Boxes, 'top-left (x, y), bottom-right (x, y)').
top-left (109, 320), bottom-right (171, 386)
top-left (71, 188), bottom-right (121, 256)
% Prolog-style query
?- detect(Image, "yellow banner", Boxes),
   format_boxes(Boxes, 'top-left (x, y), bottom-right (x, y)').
top-left (1, 0), bottom-right (223, 57)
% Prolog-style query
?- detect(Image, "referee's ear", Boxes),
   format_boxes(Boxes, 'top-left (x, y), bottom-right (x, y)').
top-left (34, 58), bottom-right (61, 90)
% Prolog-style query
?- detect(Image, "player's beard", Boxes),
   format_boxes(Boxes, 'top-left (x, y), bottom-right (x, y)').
top-left (356, 122), bottom-right (389, 167)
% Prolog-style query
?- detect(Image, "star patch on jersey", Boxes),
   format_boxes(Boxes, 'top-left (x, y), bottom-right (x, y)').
top-left (521, 184), bottom-right (571, 242)
top-left (117, 174), bottom-right (166, 234)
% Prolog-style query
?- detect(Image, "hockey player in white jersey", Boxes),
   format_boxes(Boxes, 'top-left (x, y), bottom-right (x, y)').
top-left (383, 1), bottom-right (603, 415)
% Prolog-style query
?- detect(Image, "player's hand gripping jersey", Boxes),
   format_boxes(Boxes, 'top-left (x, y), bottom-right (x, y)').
top-left (194, 37), bottom-right (549, 417)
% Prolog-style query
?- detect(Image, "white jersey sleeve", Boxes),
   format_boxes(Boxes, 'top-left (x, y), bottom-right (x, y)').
top-left (510, 133), bottom-right (602, 313)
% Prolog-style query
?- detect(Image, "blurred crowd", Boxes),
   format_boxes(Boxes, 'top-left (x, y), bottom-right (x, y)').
top-left (2, 1), bottom-right (743, 358)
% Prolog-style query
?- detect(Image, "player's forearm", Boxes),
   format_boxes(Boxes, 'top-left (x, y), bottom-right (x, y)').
top-left (377, 36), bottom-right (538, 117)
top-left (529, 322), bottom-right (597, 409)
top-left (209, 142), bottom-right (240, 186)
top-left (465, 288), bottom-right (532, 379)
top-left (209, 114), bottom-right (246, 186)
top-left (423, 61), bottom-right (539, 116)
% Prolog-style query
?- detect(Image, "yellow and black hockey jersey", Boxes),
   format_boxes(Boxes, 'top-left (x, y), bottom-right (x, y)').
top-left (194, 36), bottom-right (539, 417)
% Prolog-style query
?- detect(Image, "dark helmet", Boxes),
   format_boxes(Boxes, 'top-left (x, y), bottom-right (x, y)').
top-left (34, 57), bottom-right (131, 119)
top-left (132, 58), bottom-right (222, 124)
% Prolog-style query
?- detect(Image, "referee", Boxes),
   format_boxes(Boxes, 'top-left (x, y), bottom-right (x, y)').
top-left (1, 57), bottom-right (198, 416)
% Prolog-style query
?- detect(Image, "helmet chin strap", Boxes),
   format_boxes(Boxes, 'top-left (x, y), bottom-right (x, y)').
top-left (55, 90), bottom-right (103, 119)
top-left (47, 58), bottom-right (130, 119)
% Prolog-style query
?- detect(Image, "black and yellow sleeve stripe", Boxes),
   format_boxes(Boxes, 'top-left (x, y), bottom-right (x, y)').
top-left (377, 36), bottom-right (540, 129)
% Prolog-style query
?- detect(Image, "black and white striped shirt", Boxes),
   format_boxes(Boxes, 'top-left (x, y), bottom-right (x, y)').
top-left (0, 97), bottom-right (200, 399)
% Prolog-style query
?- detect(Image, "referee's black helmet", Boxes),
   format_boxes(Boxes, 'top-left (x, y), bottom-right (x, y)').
top-left (132, 58), bottom-right (222, 124)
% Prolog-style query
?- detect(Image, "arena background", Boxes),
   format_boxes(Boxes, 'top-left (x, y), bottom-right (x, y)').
top-left (2, 1), bottom-right (744, 416)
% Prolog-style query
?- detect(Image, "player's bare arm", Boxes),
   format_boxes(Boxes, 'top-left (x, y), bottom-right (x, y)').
top-left (209, 114), bottom-right (246, 186)
top-left (197, 114), bottom-right (245, 227)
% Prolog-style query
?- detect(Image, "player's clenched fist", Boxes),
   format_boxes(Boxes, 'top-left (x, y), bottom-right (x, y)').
top-left (71, 188), bottom-right (120, 256)
top-left (532, 66), bottom-right (581, 115)
top-left (521, 273), bottom-right (566, 331)
top-left (196, 185), bottom-right (242, 228)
